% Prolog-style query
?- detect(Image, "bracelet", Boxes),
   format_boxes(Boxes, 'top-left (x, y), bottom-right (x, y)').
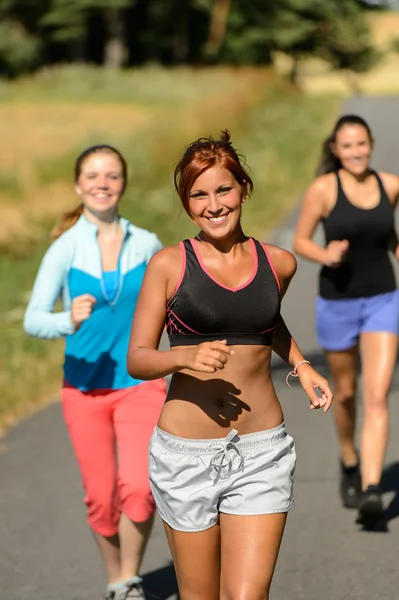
top-left (286, 360), bottom-right (311, 388)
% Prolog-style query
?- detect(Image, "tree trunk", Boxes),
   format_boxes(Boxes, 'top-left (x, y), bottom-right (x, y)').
top-left (104, 8), bottom-right (127, 69)
top-left (69, 38), bottom-right (86, 63)
top-left (345, 70), bottom-right (362, 96)
top-left (205, 0), bottom-right (231, 58)
top-left (172, 4), bottom-right (189, 63)
top-left (289, 55), bottom-right (300, 87)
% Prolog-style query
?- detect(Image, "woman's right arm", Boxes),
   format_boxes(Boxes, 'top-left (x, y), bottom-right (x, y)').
top-left (293, 178), bottom-right (330, 264)
top-left (23, 239), bottom-right (76, 339)
top-left (127, 248), bottom-right (233, 380)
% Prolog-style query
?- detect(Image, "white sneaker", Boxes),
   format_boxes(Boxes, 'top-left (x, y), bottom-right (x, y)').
top-left (116, 576), bottom-right (147, 600)
top-left (104, 583), bottom-right (124, 600)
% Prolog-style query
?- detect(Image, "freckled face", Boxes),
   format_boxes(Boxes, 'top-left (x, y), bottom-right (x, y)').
top-left (332, 124), bottom-right (372, 176)
top-left (188, 166), bottom-right (245, 240)
top-left (75, 152), bottom-right (125, 217)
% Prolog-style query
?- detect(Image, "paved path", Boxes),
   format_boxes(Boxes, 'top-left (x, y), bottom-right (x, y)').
top-left (2, 97), bottom-right (399, 600)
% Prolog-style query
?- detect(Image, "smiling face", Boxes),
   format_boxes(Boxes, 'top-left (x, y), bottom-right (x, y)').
top-left (75, 151), bottom-right (125, 219)
top-left (331, 124), bottom-right (372, 176)
top-left (188, 165), bottom-right (245, 240)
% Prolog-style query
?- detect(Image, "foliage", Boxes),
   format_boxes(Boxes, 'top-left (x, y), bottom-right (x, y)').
top-left (0, 0), bottom-right (378, 78)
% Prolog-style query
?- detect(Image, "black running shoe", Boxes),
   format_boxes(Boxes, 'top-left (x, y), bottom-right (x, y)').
top-left (357, 485), bottom-right (384, 526)
top-left (340, 461), bottom-right (361, 509)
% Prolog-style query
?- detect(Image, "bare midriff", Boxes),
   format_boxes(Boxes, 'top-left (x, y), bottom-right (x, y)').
top-left (157, 344), bottom-right (284, 439)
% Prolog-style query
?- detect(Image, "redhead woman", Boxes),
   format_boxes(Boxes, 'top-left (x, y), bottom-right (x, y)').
top-left (127, 131), bottom-right (333, 600)
top-left (24, 145), bottom-right (166, 600)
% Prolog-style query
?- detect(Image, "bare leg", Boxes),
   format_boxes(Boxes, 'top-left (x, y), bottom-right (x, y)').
top-left (119, 513), bottom-right (154, 581)
top-left (163, 522), bottom-right (221, 600)
top-left (220, 512), bottom-right (287, 600)
top-left (325, 347), bottom-right (358, 466)
top-left (359, 332), bottom-right (397, 488)
top-left (92, 532), bottom-right (121, 584)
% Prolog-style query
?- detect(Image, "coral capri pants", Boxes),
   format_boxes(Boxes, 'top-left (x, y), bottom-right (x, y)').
top-left (61, 379), bottom-right (166, 537)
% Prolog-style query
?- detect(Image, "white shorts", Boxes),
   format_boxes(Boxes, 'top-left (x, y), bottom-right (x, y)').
top-left (149, 422), bottom-right (296, 532)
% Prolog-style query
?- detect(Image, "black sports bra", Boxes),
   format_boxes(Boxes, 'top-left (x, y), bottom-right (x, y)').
top-left (166, 238), bottom-right (281, 347)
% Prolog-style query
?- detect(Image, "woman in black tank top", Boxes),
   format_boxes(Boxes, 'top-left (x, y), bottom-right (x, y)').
top-left (127, 131), bottom-right (332, 600)
top-left (294, 115), bottom-right (399, 527)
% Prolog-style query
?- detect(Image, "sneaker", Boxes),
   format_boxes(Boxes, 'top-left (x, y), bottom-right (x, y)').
top-left (104, 583), bottom-right (124, 600)
top-left (340, 460), bottom-right (361, 508)
top-left (116, 576), bottom-right (147, 600)
top-left (357, 484), bottom-right (384, 526)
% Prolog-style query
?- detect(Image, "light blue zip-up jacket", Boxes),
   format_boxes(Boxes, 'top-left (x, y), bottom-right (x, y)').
top-left (24, 215), bottom-right (162, 391)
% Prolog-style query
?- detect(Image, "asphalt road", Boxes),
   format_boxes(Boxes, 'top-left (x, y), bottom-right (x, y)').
top-left (1, 96), bottom-right (399, 600)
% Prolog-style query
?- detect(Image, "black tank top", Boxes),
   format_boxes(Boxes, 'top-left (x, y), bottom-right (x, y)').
top-left (319, 171), bottom-right (396, 299)
top-left (166, 238), bottom-right (281, 347)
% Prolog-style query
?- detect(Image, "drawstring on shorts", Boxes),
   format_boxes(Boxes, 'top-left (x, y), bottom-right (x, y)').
top-left (210, 428), bottom-right (244, 482)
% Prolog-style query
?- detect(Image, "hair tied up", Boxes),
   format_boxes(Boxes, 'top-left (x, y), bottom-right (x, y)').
top-left (174, 129), bottom-right (254, 215)
top-left (220, 129), bottom-right (232, 145)
top-left (316, 114), bottom-right (373, 176)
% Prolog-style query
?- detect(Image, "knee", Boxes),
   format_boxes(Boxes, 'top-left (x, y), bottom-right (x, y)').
top-left (334, 387), bottom-right (356, 406)
top-left (221, 592), bottom-right (268, 600)
top-left (118, 480), bottom-right (156, 522)
top-left (221, 585), bottom-right (269, 600)
top-left (364, 388), bottom-right (388, 414)
top-left (85, 487), bottom-right (120, 536)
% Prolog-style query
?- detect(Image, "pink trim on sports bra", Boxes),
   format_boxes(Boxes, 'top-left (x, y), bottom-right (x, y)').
top-left (259, 325), bottom-right (275, 334)
top-left (167, 241), bottom-right (187, 303)
top-left (189, 237), bottom-right (259, 293)
top-left (260, 243), bottom-right (281, 294)
top-left (166, 307), bottom-right (201, 335)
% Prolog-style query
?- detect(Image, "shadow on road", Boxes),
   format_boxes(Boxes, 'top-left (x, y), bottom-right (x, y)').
top-left (355, 462), bottom-right (399, 534)
top-left (381, 461), bottom-right (399, 524)
top-left (142, 562), bottom-right (179, 600)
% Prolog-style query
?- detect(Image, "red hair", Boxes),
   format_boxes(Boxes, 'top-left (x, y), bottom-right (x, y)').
top-left (174, 130), bottom-right (254, 215)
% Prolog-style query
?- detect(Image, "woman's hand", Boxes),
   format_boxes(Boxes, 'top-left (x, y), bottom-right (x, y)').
top-left (324, 240), bottom-right (349, 268)
top-left (296, 363), bottom-right (333, 412)
top-left (71, 294), bottom-right (96, 330)
top-left (183, 340), bottom-right (234, 373)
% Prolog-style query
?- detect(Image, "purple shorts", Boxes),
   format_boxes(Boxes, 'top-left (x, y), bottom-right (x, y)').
top-left (316, 290), bottom-right (399, 351)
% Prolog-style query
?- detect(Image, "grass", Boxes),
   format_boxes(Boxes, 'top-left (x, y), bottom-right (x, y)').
top-left (275, 10), bottom-right (399, 95)
top-left (0, 65), bottom-right (340, 432)
top-left (0, 64), bottom-right (246, 105)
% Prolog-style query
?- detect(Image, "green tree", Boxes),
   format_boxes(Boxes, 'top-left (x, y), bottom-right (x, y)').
top-left (0, 0), bottom-right (45, 75)
top-left (42, 0), bottom-right (131, 67)
top-left (215, 0), bottom-right (378, 84)
top-left (265, 0), bottom-right (379, 86)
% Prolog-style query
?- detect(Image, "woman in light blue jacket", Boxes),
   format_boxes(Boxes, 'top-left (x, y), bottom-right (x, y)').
top-left (24, 144), bottom-right (166, 600)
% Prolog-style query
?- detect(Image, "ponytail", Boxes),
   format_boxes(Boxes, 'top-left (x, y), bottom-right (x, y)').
top-left (315, 136), bottom-right (341, 176)
top-left (51, 203), bottom-right (84, 240)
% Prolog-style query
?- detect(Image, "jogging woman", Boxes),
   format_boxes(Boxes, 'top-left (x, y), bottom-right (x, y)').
top-left (127, 131), bottom-right (333, 600)
top-left (294, 115), bottom-right (399, 526)
top-left (24, 144), bottom-right (166, 600)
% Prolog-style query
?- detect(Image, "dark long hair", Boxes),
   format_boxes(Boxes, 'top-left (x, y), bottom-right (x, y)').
top-left (316, 115), bottom-right (373, 176)
top-left (51, 144), bottom-right (127, 240)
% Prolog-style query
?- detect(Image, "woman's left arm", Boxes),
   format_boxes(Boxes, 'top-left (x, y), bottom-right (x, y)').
top-left (266, 244), bottom-right (333, 413)
top-left (379, 172), bottom-right (399, 260)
